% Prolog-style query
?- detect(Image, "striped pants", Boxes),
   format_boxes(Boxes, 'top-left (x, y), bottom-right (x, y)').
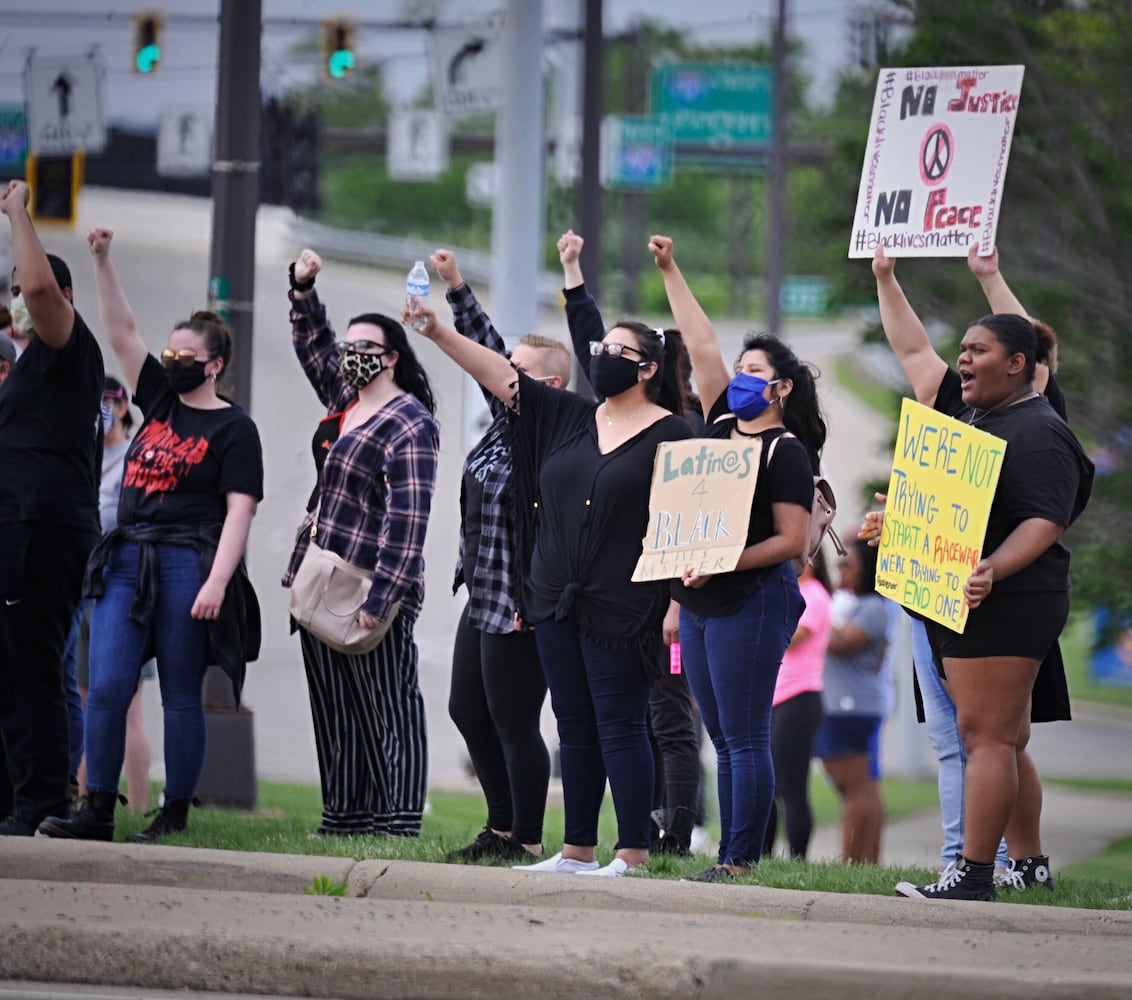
top-left (299, 615), bottom-right (428, 836)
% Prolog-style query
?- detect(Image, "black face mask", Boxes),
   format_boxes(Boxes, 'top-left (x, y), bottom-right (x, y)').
top-left (165, 361), bottom-right (209, 395)
top-left (590, 352), bottom-right (642, 399)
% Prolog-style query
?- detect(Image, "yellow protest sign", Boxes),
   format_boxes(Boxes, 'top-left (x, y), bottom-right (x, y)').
top-left (632, 438), bottom-right (762, 583)
top-left (876, 397), bottom-right (1005, 632)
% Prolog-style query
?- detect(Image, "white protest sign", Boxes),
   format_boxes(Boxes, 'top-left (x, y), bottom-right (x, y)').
top-left (848, 65), bottom-right (1024, 258)
top-left (632, 438), bottom-right (761, 583)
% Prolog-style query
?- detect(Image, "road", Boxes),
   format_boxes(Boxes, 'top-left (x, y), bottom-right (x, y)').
top-left (28, 187), bottom-right (1131, 797)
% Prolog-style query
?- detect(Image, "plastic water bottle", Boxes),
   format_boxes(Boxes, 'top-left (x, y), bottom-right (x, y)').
top-left (406, 260), bottom-right (430, 332)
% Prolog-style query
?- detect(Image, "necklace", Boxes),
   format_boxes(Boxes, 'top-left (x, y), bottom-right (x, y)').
top-left (600, 402), bottom-right (647, 427)
top-left (967, 390), bottom-right (1040, 426)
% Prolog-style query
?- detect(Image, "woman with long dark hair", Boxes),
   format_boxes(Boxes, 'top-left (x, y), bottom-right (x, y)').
top-left (651, 234), bottom-right (826, 881)
top-left (283, 248), bottom-right (439, 838)
top-left (406, 278), bottom-right (693, 877)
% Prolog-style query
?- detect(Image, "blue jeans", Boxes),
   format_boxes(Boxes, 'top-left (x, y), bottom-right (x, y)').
top-left (913, 619), bottom-right (1008, 868)
top-left (680, 563), bottom-right (804, 867)
top-left (534, 619), bottom-right (654, 850)
top-left (86, 542), bottom-right (210, 800)
top-left (61, 602), bottom-right (86, 783)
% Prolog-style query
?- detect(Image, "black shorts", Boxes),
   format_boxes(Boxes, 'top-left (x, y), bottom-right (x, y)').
top-left (931, 589), bottom-right (1069, 665)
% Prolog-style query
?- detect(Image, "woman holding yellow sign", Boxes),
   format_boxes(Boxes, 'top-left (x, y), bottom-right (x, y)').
top-left (650, 234), bottom-right (827, 882)
top-left (871, 246), bottom-right (1093, 902)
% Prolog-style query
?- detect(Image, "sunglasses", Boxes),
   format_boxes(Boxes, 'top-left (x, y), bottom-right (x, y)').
top-left (589, 341), bottom-right (644, 359)
top-left (160, 349), bottom-right (209, 368)
top-left (338, 340), bottom-right (389, 354)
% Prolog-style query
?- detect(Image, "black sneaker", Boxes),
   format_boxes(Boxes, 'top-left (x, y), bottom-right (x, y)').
top-left (896, 857), bottom-right (996, 901)
top-left (0, 815), bottom-right (37, 837)
top-left (997, 855), bottom-right (1055, 892)
top-left (446, 826), bottom-right (528, 863)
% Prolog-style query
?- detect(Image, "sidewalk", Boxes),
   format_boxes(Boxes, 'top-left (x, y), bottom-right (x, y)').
top-left (2, 838), bottom-right (1131, 1000)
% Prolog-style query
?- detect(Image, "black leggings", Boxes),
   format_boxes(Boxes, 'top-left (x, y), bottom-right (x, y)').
top-left (764, 689), bottom-right (823, 859)
top-left (449, 603), bottom-right (550, 845)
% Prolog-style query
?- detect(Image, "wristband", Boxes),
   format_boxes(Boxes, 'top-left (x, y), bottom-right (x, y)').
top-left (289, 262), bottom-right (315, 292)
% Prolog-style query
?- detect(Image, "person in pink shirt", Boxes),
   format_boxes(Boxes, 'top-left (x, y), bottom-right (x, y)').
top-left (763, 550), bottom-right (833, 858)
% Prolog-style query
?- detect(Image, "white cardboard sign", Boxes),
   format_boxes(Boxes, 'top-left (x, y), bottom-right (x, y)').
top-left (848, 65), bottom-right (1024, 259)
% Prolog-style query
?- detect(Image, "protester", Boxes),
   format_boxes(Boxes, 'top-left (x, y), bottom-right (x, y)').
top-left (283, 249), bottom-right (438, 838)
top-left (815, 539), bottom-right (888, 864)
top-left (0, 179), bottom-right (104, 838)
top-left (557, 229), bottom-right (703, 857)
top-left (70, 377), bottom-right (154, 814)
top-left (869, 246), bottom-right (1093, 900)
top-left (650, 234), bottom-right (824, 881)
top-left (37, 227), bottom-right (262, 844)
top-left (870, 245), bottom-right (1069, 886)
top-left (764, 550), bottom-right (833, 860)
top-left (406, 271), bottom-right (693, 878)
top-left (432, 248), bottom-right (569, 863)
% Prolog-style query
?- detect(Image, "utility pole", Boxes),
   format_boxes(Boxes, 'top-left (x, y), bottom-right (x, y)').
top-left (766, 0), bottom-right (788, 335)
top-left (198, 0), bottom-right (262, 810)
top-left (578, 0), bottom-right (603, 301)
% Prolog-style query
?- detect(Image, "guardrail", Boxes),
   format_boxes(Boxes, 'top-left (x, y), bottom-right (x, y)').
top-left (286, 216), bottom-right (565, 309)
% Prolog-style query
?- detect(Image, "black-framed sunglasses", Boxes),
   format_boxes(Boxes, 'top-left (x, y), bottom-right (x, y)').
top-left (338, 339), bottom-right (389, 355)
top-left (160, 348), bottom-right (208, 368)
top-left (589, 341), bottom-right (644, 359)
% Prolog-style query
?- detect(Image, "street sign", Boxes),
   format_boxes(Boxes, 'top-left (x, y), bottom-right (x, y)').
top-left (25, 55), bottom-right (106, 156)
top-left (779, 276), bottom-right (831, 316)
top-left (0, 104), bottom-right (28, 174)
top-left (600, 115), bottom-right (673, 191)
top-left (156, 106), bottom-right (212, 178)
top-left (465, 161), bottom-right (496, 207)
top-left (432, 22), bottom-right (504, 117)
top-left (388, 110), bottom-right (448, 181)
top-left (650, 62), bottom-right (773, 159)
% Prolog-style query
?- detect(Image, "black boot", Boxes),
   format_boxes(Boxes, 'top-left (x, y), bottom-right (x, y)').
top-left (36, 789), bottom-right (119, 842)
top-left (126, 797), bottom-right (192, 844)
top-left (658, 806), bottom-right (696, 856)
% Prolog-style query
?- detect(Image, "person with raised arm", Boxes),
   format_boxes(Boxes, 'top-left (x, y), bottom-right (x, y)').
top-left (650, 234), bottom-right (825, 881)
top-left (405, 283), bottom-right (693, 877)
top-left (38, 227), bottom-right (262, 845)
top-left (871, 247), bottom-right (1092, 900)
top-left (0, 179), bottom-right (104, 838)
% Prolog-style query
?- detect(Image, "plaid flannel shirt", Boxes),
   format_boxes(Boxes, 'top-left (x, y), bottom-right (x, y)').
top-left (448, 282), bottom-right (519, 634)
top-left (282, 288), bottom-right (439, 622)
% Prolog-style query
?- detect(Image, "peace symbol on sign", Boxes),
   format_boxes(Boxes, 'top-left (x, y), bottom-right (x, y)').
top-left (919, 125), bottom-right (953, 186)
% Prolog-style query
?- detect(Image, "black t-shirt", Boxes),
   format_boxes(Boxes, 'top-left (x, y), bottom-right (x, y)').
top-left (673, 392), bottom-right (815, 617)
top-left (0, 309), bottom-right (104, 531)
top-left (513, 373), bottom-right (694, 638)
top-left (933, 367), bottom-right (1092, 592)
top-left (117, 355), bottom-right (264, 527)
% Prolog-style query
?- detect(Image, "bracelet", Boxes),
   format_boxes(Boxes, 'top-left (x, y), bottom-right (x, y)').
top-left (289, 262), bottom-right (315, 292)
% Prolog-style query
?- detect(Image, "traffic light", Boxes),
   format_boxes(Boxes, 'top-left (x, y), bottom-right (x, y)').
top-left (26, 153), bottom-right (84, 227)
top-left (321, 19), bottom-right (356, 80)
top-left (133, 11), bottom-right (163, 74)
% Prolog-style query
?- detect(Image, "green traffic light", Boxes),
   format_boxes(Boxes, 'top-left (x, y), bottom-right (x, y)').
top-left (136, 43), bottom-right (161, 73)
top-left (328, 49), bottom-right (355, 79)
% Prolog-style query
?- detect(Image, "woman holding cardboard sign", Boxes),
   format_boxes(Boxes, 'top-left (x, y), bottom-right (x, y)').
top-left (404, 293), bottom-right (693, 878)
top-left (871, 246), bottom-right (1093, 901)
top-left (650, 234), bottom-right (826, 882)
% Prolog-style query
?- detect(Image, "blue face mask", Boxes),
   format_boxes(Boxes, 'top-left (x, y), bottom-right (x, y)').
top-left (727, 372), bottom-right (780, 420)
top-left (101, 402), bottom-right (115, 434)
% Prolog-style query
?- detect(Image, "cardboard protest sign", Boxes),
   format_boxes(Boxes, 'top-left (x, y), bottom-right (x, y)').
top-left (632, 438), bottom-right (761, 583)
top-left (849, 65), bottom-right (1024, 259)
top-left (876, 398), bottom-right (1005, 633)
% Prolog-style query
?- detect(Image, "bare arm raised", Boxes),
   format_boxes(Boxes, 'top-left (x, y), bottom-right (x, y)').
top-left (872, 245), bottom-right (948, 407)
top-left (649, 234), bottom-right (729, 419)
top-left (2, 180), bottom-right (75, 350)
top-left (88, 228), bottom-right (148, 392)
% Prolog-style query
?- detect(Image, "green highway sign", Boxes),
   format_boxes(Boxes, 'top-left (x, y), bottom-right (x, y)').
top-left (600, 115), bottom-right (674, 191)
top-left (779, 276), bottom-right (831, 317)
top-left (650, 63), bottom-right (774, 159)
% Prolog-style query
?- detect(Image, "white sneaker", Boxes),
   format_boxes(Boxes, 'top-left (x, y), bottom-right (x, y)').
top-left (576, 857), bottom-right (635, 878)
top-left (512, 851), bottom-right (600, 874)
top-left (689, 825), bottom-right (713, 856)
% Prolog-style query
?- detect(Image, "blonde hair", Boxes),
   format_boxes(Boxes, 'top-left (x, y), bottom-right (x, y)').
top-left (518, 334), bottom-right (572, 386)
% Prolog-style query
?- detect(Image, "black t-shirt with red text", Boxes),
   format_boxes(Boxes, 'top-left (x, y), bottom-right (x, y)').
top-left (118, 355), bottom-right (264, 527)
